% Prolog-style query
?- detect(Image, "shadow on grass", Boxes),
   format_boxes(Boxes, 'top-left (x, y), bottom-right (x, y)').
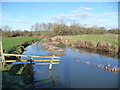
top-left (2, 63), bottom-right (34, 89)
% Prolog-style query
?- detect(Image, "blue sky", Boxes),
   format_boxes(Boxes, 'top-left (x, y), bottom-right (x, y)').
top-left (2, 2), bottom-right (118, 30)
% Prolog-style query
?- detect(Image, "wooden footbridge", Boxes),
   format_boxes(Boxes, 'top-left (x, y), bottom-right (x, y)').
top-left (0, 41), bottom-right (60, 69)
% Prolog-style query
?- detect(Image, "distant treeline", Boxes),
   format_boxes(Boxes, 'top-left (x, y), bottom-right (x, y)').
top-left (1, 23), bottom-right (119, 37)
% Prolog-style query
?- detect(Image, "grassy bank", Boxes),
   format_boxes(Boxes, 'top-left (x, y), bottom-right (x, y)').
top-left (51, 35), bottom-right (119, 55)
top-left (2, 36), bottom-right (40, 60)
top-left (2, 37), bottom-right (39, 51)
top-left (63, 34), bottom-right (119, 46)
top-left (2, 37), bottom-right (39, 89)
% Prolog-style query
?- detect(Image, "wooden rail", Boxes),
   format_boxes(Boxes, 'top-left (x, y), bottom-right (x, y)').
top-left (34, 80), bottom-right (59, 87)
top-left (9, 62), bottom-right (59, 65)
top-left (26, 70), bottom-right (58, 88)
top-left (3, 54), bottom-right (60, 69)
top-left (1, 41), bottom-right (60, 69)
top-left (33, 76), bottom-right (59, 83)
top-left (5, 59), bottom-right (60, 62)
top-left (35, 62), bottom-right (59, 65)
top-left (3, 54), bottom-right (60, 58)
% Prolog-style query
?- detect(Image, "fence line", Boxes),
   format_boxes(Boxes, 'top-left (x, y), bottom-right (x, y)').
top-left (3, 53), bottom-right (60, 58)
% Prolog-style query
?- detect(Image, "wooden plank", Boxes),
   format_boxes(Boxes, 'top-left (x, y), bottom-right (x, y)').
top-left (50, 54), bottom-right (64, 56)
top-left (3, 54), bottom-right (60, 58)
top-left (7, 62), bottom-right (59, 65)
top-left (35, 62), bottom-right (59, 65)
top-left (34, 80), bottom-right (59, 87)
top-left (0, 41), bottom-right (5, 65)
top-left (5, 59), bottom-right (60, 62)
top-left (5, 60), bottom-right (17, 62)
top-left (49, 55), bottom-right (55, 70)
top-left (21, 59), bottom-right (60, 61)
top-left (33, 76), bottom-right (59, 83)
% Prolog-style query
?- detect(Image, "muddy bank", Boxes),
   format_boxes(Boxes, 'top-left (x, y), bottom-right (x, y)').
top-left (41, 37), bottom-right (120, 72)
top-left (43, 41), bottom-right (65, 56)
top-left (4, 39), bottom-right (38, 61)
top-left (50, 36), bottom-right (119, 58)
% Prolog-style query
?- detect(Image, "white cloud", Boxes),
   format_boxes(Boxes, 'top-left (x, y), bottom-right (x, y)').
top-left (84, 8), bottom-right (92, 10)
top-left (2, 12), bottom-right (31, 23)
top-left (102, 12), bottom-right (117, 18)
top-left (97, 19), bottom-right (107, 23)
top-left (8, 18), bottom-right (31, 23)
top-left (103, 12), bottom-right (116, 16)
top-left (49, 6), bottom-right (117, 29)
top-left (49, 6), bottom-right (93, 22)
top-left (72, 6), bottom-right (92, 13)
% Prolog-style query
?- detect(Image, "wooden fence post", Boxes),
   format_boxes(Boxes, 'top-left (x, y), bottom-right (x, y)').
top-left (49, 55), bottom-right (55, 70)
top-left (0, 41), bottom-right (5, 66)
top-left (30, 56), bottom-right (33, 64)
top-left (49, 69), bottom-right (55, 87)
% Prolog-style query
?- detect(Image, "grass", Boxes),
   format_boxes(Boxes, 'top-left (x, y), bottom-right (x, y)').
top-left (1, 37), bottom-right (36, 88)
top-left (63, 34), bottom-right (119, 46)
top-left (2, 37), bottom-right (39, 50)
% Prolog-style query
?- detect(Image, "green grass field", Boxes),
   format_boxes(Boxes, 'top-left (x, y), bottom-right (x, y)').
top-left (2, 37), bottom-right (39, 50)
top-left (64, 34), bottom-right (119, 46)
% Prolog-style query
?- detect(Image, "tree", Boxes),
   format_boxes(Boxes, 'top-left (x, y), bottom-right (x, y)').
top-left (3, 25), bottom-right (11, 31)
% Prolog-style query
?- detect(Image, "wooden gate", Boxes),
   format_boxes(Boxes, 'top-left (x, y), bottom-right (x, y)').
top-left (0, 41), bottom-right (60, 69)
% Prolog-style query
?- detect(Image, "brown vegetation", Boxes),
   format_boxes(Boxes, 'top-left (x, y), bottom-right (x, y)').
top-left (50, 36), bottom-right (119, 55)
top-left (43, 41), bottom-right (64, 56)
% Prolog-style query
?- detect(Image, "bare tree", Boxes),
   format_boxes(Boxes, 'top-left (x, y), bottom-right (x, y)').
top-left (3, 25), bottom-right (11, 31)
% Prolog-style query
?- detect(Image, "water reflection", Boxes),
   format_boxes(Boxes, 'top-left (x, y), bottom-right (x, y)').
top-left (26, 69), bottom-right (59, 88)
top-left (78, 47), bottom-right (119, 59)
top-left (74, 57), bottom-right (119, 73)
top-left (31, 42), bottom-right (47, 52)
top-left (49, 70), bottom-right (56, 88)
top-left (23, 41), bottom-right (118, 88)
top-left (66, 47), bottom-right (118, 67)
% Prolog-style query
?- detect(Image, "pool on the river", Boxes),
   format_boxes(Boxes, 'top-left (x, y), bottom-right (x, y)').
top-left (14, 41), bottom-right (119, 88)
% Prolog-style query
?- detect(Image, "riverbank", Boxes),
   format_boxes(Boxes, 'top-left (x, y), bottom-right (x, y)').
top-left (2, 37), bottom-right (39, 53)
top-left (64, 34), bottom-right (119, 46)
top-left (2, 37), bottom-right (40, 60)
top-left (2, 37), bottom-right (40, 89)
top-left (41, 38), bottom-right (120, 72)
top-left (50, 35), bottom-right (119, 58)
top-left (17, 41), bottom-right (119, 88)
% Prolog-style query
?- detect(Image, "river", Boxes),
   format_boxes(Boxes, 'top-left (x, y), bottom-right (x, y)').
top-left (13, 41), bottom-right (119, 88)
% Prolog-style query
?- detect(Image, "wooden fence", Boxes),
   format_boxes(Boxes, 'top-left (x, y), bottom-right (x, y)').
top-left (0, 41), bottom-right (60, 69)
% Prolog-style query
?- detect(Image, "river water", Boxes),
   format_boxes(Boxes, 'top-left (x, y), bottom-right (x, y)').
top-left (14, 41), bottom-right (119, 88)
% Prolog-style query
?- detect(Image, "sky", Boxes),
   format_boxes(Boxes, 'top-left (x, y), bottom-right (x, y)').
top-left (2, 0), bottom-right (120, 2)
top-left (1, 2), bottom-right (118, 30)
